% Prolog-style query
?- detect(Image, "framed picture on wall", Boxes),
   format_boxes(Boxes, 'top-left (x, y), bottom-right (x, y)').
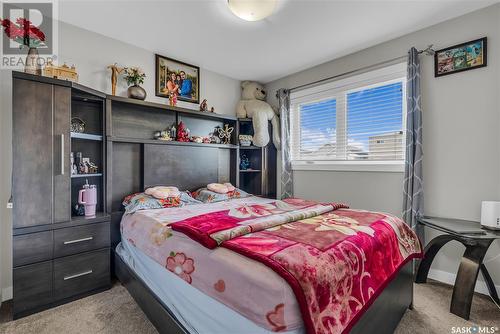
top-left (155, 54), bottom-right (200, 104)
top-left (434, 37), bottom-right (487, 77)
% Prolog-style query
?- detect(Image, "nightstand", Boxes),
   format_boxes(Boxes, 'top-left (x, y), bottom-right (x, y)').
top-left (415, 216), bottom-right (500, 320)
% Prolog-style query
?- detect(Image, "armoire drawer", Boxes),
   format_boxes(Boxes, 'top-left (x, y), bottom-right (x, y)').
top-left (54, 249), bottom-right (110, 300)
top-left (13, 261), bottom-right (53, 315)
top-left (13, 231), bottom-right (53, 267)
top-left (54, 222), bottom-right (110, 258)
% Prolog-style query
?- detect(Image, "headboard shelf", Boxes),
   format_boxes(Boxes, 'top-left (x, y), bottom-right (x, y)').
top-left (108, 136), bottom-right (238, 149)
top-left (107, 95), bottom-right (237, 122)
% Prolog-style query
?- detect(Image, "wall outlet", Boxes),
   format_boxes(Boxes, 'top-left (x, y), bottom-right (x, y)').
top-left (6, 202), bottom-right (13, 209)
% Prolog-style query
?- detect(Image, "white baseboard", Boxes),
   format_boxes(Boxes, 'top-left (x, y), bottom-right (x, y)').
top-left (2, 286), bottom-right (12, 302)
top-left (428, 268), bottom-right (500, 297)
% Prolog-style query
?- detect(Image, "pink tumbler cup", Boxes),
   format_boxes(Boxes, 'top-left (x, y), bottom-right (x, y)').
top-left (78, 184), bottom-right (97, 217)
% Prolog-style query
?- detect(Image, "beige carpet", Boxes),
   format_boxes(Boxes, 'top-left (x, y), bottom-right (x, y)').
top-left (1, 281), bottom-right (498, 333)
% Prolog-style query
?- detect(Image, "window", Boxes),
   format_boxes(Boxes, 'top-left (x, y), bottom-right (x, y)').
top-left (290, 63), bottom-right (406, 172)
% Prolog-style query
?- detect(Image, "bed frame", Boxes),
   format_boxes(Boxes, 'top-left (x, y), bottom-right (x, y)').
top-left (106, 96), bottom-right (414, 334)
top-left (115, 253), bottom-right (412, 334)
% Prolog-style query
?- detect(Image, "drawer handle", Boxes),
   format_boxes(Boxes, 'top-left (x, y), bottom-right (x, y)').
top-left (64, 270), bottom-right (93, 280)
top-left (63, 236), bottom-right (93, 245)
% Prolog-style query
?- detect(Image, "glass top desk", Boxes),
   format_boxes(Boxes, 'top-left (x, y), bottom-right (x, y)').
top-left (415, 216), bottom-right (500, 320)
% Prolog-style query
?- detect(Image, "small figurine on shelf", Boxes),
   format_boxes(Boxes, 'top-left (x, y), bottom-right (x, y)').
top-left (74, 152), bottom-right (99, 175)
top-left (199, 99), bottom-right (208, 112)
top-left (160, 130), bottom-right (173, 141)
top-left (176, 121), bottom-right (190, 142)
top-left (170, 125), bottom-right (177, 139)
top-left (70, 152), bottom-right (77, 176)
top-left (44, 60), bottom-right (79, 82)
top-left (240, 155), bottom-right (250, 170)
top-left (107, 63), bottom-right (124, 96)
top-left (239, 135), bottom-right (253, 147)
top-left (210, 107), bottom-right (215, 113)
top-left (70, 117), bottom-right (85, 133)
top-left (217, 124), bottom-right (234, 145)
top-left (169, 92), bottom-right (178, 106)
top-left (154, 129), bottom-right (173, 141)
top-left (209, 130), bottom-right (220, 144)
top-left (202, 136), bottom-right (211, 144)
top-left (73, 204), bottom-right (85, 216)
top-left (191, 136), bottom-right (203, 143)
top-left (88, 161), bottom-right (99, 174)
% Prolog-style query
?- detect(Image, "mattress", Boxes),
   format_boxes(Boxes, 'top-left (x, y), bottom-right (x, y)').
top-left (120, 196), bottom-right (304, 332)
top-left (116, 239), bottom-right (304, 334)
top-left (120, 196), bottom-right (422, 334)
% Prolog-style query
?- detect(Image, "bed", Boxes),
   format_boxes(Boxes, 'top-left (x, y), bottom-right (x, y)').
top-left (114, 195), bottom-right (421, 334)
top-left (106, 125), bottom-right (421, 334)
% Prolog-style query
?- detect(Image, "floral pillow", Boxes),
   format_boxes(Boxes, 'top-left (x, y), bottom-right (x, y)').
top-left (123, 191), bottom-right (201, 214)
top-left (192, 187), bottom-right (250, 203)
top-left (145, 186), bottom-right (181, 199)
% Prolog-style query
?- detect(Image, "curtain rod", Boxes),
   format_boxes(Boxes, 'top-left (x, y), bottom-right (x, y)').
top-left (286, 45), bottom-right (435, 94)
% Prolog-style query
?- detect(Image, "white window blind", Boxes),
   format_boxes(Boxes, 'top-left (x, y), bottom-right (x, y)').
top-left (290, 63), bottom-right (407, 171)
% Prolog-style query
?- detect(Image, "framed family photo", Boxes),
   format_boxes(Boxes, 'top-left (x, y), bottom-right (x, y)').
top-left (155, 54), bottom-right (200, 104)
top-left (434, 37), bottom-right (487, 77)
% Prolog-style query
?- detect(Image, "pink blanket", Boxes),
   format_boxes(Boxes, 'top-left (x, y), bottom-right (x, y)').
top-left (122, 197), bottom-right (422, 333)
top-left (121, 197), bottom-right (306, 331)
top-left (170, 198), bottom-right (423, 334)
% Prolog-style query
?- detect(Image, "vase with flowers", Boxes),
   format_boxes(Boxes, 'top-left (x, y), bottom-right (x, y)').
top-left (124, 67), bottom-right (147, 100)
top-left (0, 18), bottom-right (46, 75)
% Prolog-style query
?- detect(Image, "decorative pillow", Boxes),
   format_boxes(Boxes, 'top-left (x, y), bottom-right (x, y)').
top-left (123, 191), bottom-right (201, 214)
top-left (145, 186), bottom-right (181, 199)
top-left (179, 191), bottom-right (203, 206)
top-left (192, 187), bottom-right (250, 203)
top-left (206, 182), bottom-right (236, 194)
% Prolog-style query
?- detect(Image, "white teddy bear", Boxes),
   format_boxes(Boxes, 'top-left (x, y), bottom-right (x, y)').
top-left (236, 81), bottom-right (280, 150)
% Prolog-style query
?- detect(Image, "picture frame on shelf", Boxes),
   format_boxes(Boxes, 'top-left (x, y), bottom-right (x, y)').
top-left (155, 54), bottom-right (200, 104)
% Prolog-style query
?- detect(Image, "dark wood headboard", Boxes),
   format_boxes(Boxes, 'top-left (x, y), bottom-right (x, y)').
top-left (143, 144), bottom-right (227, 190)
top-left (105, 97), bottom-right (238, 250)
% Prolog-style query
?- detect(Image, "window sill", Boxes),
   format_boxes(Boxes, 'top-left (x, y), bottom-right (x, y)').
top-left (291, 161), bottom-right (404, 173)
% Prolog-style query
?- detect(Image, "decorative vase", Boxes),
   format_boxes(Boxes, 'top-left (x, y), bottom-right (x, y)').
top-left (24, 47), bottom-right (42, 75)
top-left (127, 85), bottom-right (147, 100)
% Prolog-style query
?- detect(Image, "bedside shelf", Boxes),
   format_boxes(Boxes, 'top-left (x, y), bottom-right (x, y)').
top-left (240, 146), bottom-right (262, 150)
top-left (71, 132), bottom-right (103, 141)
top-left (108, 136), bottom-right (238, 149)
top-left (71, 212), bottom-right (110, 224)
top-left (108, 95), bottom-right (237, 122)
top-left (71, 173), bottom-right (102, 178)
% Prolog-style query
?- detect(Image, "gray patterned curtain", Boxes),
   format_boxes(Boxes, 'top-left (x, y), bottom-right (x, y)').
top-left (403, 47), bottom-right (424, 243)
top-left (278, 89), bottom-right (293, 199)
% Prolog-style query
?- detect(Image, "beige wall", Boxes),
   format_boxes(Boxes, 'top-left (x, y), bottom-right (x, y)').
top-left (0, 21), bottom-right (241, 300)
top-left (266, 4), bottom-right (500, 291)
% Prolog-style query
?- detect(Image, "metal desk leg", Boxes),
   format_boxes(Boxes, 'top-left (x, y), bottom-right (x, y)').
top-left (450, 239), bottom-right (493, 320)
top-left (415, 235), bottom-right (456, 283)
top-left (480, 263), bottom-right (500, 304)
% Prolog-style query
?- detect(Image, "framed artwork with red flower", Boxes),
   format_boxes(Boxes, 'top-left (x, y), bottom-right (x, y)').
top-left (155, 54), bottom-right (200, 104)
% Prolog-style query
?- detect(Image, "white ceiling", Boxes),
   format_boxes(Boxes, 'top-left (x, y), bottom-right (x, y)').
top-left (59, 0), bottom-right (497, 83)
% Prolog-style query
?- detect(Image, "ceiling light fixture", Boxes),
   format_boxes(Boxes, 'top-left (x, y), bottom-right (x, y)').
top-left (227, 0), bottom-right (277, 22)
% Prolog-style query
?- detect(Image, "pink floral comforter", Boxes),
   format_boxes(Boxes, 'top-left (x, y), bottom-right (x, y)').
top-left (122, 197), bottom-right (422, 334)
